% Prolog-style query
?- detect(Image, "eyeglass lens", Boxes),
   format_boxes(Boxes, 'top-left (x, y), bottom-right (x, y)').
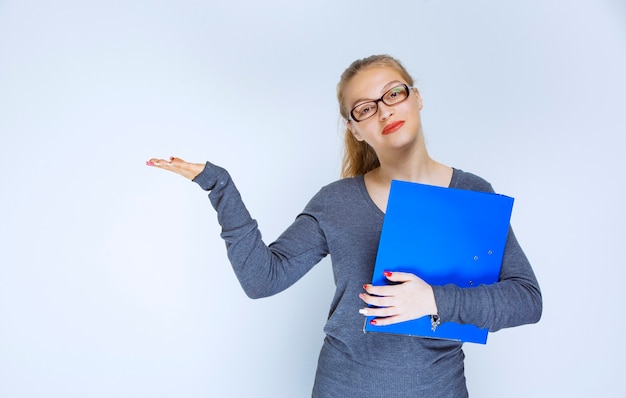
top-left (350, 84), bottom-right (410, 122)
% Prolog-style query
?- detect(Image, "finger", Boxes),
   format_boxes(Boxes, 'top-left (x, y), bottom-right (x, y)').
top-left (368, 314), bottom-right (407, 327)
top-left (147, 156), bottom-right (206, 180)
top-left (359, 306), bottom-right (397, 318)
top-left (168, 156), bottom-right (187, 165)
top-left (363, 282), bottom-right (399, 299)
top-left (147, 157), bottom-right (191, 173)
top-left (383, 270), bottom-right (418, 283)
top-left (359, 292), bottom-right (394, 308)
top-left (362, 272), bottom-right (417, 296)
top-left (146, 157), bottom-right (175, 167)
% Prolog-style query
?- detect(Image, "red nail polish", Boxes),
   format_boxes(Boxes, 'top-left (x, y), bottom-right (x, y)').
top-left (370, 319), bottom-right (377, 325)
top-left (383, 271), bottom-right (392, 277)
top-left (146, 161), bottom-right (154, 166)
top-left (363, 284), bottom-right (368, 290)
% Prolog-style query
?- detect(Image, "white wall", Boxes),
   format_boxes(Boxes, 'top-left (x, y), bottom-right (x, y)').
top-left (1, 1), bottom-right (624, 396)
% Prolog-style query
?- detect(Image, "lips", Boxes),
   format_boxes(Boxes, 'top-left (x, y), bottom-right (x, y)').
top-left (382, 121), bottom-right (404, 135)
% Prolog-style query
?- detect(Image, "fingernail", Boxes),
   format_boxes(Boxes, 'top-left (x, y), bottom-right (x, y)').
top-left (383, 271), bottom-right (392, 277)
top-left (169, 156), bottom-right (175, 161)
top-left (363, 284), bottom-right (368, 290)
top-left (146, 161), bottom-right (154, 166)
top-left (370, 319), bottom-right (377, 325)
top-left (359, 309), bottom-right (368, 315)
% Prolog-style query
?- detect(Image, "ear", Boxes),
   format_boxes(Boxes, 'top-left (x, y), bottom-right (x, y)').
top-left (412, 87), bottom-right (423, 110)
top-left (347, 121), bottom-right (364, 141)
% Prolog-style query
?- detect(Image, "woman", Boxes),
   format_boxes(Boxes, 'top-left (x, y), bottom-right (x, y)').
top-left (146, 54), bottom-right (542, 397)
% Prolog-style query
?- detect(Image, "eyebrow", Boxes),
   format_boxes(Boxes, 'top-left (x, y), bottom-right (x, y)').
top-left (351, 80), bottom-right (405, 108)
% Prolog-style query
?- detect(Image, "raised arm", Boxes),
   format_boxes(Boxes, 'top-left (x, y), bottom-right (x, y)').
top-left (146, 156), bottom-right (329, 299)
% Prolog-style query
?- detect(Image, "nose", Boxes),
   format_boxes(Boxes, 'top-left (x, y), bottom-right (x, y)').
top-left (378, 102), bottom-right (394, 121)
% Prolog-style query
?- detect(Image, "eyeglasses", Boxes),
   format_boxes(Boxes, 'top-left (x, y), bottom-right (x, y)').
top-left (349, 84), bottom-right (413, 122)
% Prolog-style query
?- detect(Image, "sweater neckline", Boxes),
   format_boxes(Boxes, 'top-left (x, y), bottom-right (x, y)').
top-left (355, 168), bottom-right (461, 217)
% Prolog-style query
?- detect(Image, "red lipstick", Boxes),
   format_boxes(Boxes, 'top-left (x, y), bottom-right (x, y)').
top-left (382, 121), bottom-right (404, 135)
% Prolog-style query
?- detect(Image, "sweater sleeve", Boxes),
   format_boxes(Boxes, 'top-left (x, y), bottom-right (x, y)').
top-left (431, 173), bottom-right (543, 332)
top-left (192, 162), bottom-right (329, 299)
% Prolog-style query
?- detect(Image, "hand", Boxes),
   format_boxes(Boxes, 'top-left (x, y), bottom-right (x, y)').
top-left (359, 271), bottom-right (438, 326)
top-left (146, 156), bottom-right (205, 180)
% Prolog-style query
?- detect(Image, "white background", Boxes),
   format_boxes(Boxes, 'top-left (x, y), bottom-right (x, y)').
top-left (1, 1), bottom-right (625, 397)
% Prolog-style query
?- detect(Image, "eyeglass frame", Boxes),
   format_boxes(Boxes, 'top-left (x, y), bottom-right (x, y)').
top-left (348, 83), bottom-right (414, 122)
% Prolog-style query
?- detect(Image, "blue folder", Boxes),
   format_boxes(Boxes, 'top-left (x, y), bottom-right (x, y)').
top-left (364, 180), bottom-right (514, 344)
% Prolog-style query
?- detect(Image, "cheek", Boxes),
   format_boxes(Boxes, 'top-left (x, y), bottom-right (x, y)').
top-left (411, 95), bottom-right (423, 111)
top-left (400, 100), bottom-right (422, 120)
top-left (351, 122), bottom-right (377, 142)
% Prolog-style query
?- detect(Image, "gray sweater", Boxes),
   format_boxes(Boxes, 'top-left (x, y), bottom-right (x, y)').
top-left (193, 162), bottom-right (542, 397)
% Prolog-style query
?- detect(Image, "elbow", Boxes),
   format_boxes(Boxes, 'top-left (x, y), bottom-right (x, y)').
top-left (517, 277), bottom-right (544, 326)
top-left (240, 278), bottom-right (278, 300)
top-left (517, 284), bottom-right (543, 326)
top-left (241, 283), bottom-right (272, 300)
top-left (499, 284), bottom-right (543, 330)
top-left (243, 288), bottom-right (270, 300)
top-left (530, 289), bottom-right (543, 324)
top-left (233, 265), bottom-right (275, 299)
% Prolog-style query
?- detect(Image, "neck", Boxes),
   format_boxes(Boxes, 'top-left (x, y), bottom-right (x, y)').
top-left (369, 145), bottom-right (452, 189)
top-left (376, 143), bottom-right (434, 182)
top-left (378, 160), bottom-right (436, 184)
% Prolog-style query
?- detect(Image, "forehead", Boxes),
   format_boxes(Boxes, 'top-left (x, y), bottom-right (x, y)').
top-left (344, 66), bottom-right (405, 105)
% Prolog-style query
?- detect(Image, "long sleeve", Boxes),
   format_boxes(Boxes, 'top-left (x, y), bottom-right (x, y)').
top-left (432, 227), bottom-right (542, 331)
top-left (431, 171), bottom-right (543, 331)
top-left (192, 162), bottom-right (329, 299)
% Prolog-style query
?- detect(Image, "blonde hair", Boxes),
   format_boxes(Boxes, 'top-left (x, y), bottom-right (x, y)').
top-left (337, 55), bottom-right (415, 178)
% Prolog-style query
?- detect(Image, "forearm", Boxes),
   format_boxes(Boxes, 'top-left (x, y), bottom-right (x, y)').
top-left (432, 228), bottom-right (542, 331)
top-left (192, 162), bottom-right (327, 298)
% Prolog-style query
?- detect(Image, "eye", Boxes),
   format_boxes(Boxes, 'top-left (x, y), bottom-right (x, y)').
top-left (385, 86), bottom-right (407, 103)
top-left (359, 106), bottom-right (372, 116)
top-left (354, 102), bottom-right (376, 119)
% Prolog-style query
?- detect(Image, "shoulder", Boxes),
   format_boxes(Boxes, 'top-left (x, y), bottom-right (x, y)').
top-left (314, 176), bottom-right (364, 202)
top-left (318, 176), bottom-right (362, 194)
top-left (450, 168), bottom-right (495, 193)
top-left (304, 176), bottom-right (364, 211)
